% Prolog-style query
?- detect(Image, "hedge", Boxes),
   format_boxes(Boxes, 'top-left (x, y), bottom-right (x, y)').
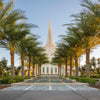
top-left (0, 77), bottom-right (16, 84)
top-left (70, 77), bottom-right (97, 85)
top-left (0, 76), bottom-right (24, 84)
top-left (90, 75), bottom-right (100, 78)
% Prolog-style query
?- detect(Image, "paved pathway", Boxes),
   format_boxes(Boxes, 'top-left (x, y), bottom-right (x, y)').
top-left (0, 76), bottom-right (100, 100)
top-left (0, 89), bottom-right (100, 100)
top-left (27, 76), bottom-right (72, 83)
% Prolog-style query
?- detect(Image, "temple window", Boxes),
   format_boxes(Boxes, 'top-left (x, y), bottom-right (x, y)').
top-left (43, 67), bottom-right (45, 73)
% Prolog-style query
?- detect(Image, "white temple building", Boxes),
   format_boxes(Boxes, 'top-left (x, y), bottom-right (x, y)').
top-left (41, 22), bottom-right (58, 75)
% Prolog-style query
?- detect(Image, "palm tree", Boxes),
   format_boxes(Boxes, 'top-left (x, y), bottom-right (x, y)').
top-left (25, 35), bottom-right (39, 76)
top-left (55, 45), bottom-right (68, 76)
top-left (52, 47), bottom-right (66, 76)
top-left (0, 0), bottom-right (16, 40)
top-left (64, 12), bottom-right (100, 77)
top-left (31, 47), bottom-right (46, 76)
top-left (76, 13), bottom-right (100, 77)
top-left (0, 9), bottom-right (31, 77)
top-left (52, 55), bottom-right (64, 76)
top-left (17, 26), bottom-right (37, 78)
top-left (75, 0), bottom-right (100, 77)
top-left (17, 38), bottom-right (30, 77)
top-left (36, 53), bottom-right (49, 76)
top-left (63, 26), bottom-right (85, 77)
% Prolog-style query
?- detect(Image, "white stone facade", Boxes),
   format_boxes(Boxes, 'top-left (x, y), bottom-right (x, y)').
top-left (41, 22), bottom-right (58, 75)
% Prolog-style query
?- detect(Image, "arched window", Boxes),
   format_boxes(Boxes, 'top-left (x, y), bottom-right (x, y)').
top-left (43, 67), bottom-right (45, 73)
top-left (47, 67), bottom-right (49, 73)
top-left (55, 67), bottom-right (57, 73)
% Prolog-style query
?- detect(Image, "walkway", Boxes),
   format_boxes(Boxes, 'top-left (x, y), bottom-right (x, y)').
top-left (0, 86), bottom-right (100, 100)
top-left (0, 76), bottom-right (100, 100)
top-left (27, 76), bottom-right (72, 83)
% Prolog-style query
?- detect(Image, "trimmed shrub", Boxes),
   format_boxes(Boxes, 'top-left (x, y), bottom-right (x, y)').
top-left (69, 76), bottom-right (78, 79)
top-left (65, 76), bottom-right (68, 78)
top-left (24, 76), bottom-right (31, 79)
top-left (13, 76), bottom-right (24, 82)
top-left (80, 75), bottom-right (86, 77)
top-left (30, 76), bottom-right (35, 78)
top-left (76, 77), bottom-right (97, 85)
top-left (69, 77), bottom-right (97, 85)
top-left (0, 78), bottom-right (16, 84)
top-left (0, 76), bottom-right (25, 84)
top-left (8, 78), bottom-right (16, 84)
top-left (90, 75), bottom-right (100, 78)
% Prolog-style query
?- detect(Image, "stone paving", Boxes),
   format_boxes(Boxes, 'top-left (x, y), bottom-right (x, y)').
top-left (0, 76), bottom-right (100, 100)
top-left (0, 89), bottom-right (100, 100)
top-left (27, 76), bottom-right (72, 83)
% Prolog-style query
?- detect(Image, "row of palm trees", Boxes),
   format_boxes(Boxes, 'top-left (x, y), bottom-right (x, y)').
top-left (52, 0), bottom-right (100, 77)
top-left (0, 0), bottom-right (48, 78)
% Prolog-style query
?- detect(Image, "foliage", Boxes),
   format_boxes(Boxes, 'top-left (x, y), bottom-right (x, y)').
top-left (90, 75), bottom-right (100, 78)
top-left (80, 75), bottom-right (86, 77)
top-left (0, 76), bottom-right (24, 84)
top-left (13, 76), bottom-right (24, 82)
top-left (0, 77), bottom-right (15, 84)
top-left (15, 66), bottom-right (21, 75)
top-left (70, 76), bottom-right (97, 85)
top-left (24, 76), bottom-right (31, 79)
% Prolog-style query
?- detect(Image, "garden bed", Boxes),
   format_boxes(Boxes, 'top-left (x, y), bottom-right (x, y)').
top-left (69, 76), bottom-right (97, 85)
top-left (0, 84), bottom-right (11, 89)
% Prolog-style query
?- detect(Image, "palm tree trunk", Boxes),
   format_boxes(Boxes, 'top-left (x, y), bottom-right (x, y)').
top-left (28, 56), bottom-right (31, 76)
top-left (70, 57), bottom-right (72, 77)
top-left (58, 64), bottom-right (61, 76)
top-left (65, 58), bottom-right (68, 76)
top-left (58, 64), bottom-right (59, 76)
top-left (75, 55), bottom-right (78, 77)
top-left (38, 64), bottom-right (41, 76)
top-left (10, 43), bottom-right (15, 78)
top-left (40, 65), bottom-right (41, 75)
top-left (86, 48), bottom-right (90, 77)
top-left (21, 53), bottom-right (24, 78)
top-left (33, 61), bottom-right (35, 76)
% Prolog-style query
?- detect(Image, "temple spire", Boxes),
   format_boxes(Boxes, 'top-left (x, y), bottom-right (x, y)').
top-left (45, 21), bottom-right (55, 47)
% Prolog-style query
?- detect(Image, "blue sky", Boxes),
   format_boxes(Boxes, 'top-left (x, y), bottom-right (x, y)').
top-left (1, 0), bottom-right (100, 67)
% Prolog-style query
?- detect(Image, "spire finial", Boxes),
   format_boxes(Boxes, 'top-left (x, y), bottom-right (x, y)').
top-left (12, 0), bottom-right (15, 3)
top-left (49, 21), bottom-right (51, 25)
top-left (45, 22), bottom-right (55, 47)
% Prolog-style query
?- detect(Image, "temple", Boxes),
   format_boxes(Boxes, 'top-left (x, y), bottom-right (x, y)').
top-left (41, 22), bottom-right (58, 75)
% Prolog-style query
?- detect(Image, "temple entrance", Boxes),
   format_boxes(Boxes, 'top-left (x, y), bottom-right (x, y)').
top-left (41, 64), bottom-right (58, 75)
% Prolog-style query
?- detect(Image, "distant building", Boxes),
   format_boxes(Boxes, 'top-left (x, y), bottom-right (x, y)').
top-left (24, 22), bottom-right (75, 76)
top-left (41, 22), bottom-right (58, 75)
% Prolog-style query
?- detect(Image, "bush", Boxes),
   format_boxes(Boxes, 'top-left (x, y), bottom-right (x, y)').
top-left (24, 76), bottom-right (31, 79)
top-left (90, 75), bottom-right (100, 78)
top-left (69, 77), bottom-right (97, 85)
top-left (30, 76), bottom-right (35, 78)
top-left (76, 77), bottom-right (97, 85)
top-left (8, 78), bottom-right (16, 84)
top-left (0, 76), bottom-right (24, 84)
top-left (80, 75), bottom-right (86, 77)
top-left (65, 76), bottom-right (68, 78)
top-left (13, 76), bottom-right (24, 82)
top-left (69, 76), bottom-right (78, 79)
top-left (0, 77), bottom-right (16, 84)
